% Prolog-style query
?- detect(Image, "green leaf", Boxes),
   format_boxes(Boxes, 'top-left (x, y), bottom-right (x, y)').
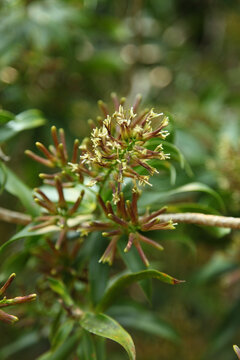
top-left (0, 109), bottom-right (46, 143)
top-left (0, 224), bottom-right (47, 255)
top-left (0, 229), bottom-right (27, 255)
top-left (0, 110), bottom-right (14, 124)
top-left (95, 337), bottom-right (106, 360)
top-left (167, 202), bottom-right (221, 215)
top-left (80, 312), bottom-right (136, 360)
top-left (0, 217), bottom-right (91, 256)
top-left (48, 277), bottom-right (74, 306)
top-left (0, 162), bottom-right (39, 216)
top-left (118, 236), bottom-right (152, 301)
top-left (202, 225), bottom-right (231, 238)
top-left (0, 161), bottom-right (7, 193)
top-left (139, 182), bottom-right (225, 211)
top-left (77, 330), bottom-right (97, 360)
top-left (175, 129), bottom-right (207, 166)
top-left (89, 233), bottom-right (110, 306)
top-left (97, 269), bottom-right (184, 312)
top-left (37, 331), bottom-right (81, 360)
top-left (108, 304), bottom-right (180, 342)
top-left (0, 251), bottom-right (29, 279)
top-left (51, 320), bottom-right (75, 350)
top-left (163, 141), bottom-right (185, 167)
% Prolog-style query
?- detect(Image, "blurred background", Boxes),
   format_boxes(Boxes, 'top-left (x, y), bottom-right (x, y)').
top-left (1, 0), bottom-right (240, 359)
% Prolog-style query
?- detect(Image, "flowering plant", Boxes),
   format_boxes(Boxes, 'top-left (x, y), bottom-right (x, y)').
top-left (26, 94), bottom-right (177, 270)
top-left (1, 95), bottom-right (240, 359)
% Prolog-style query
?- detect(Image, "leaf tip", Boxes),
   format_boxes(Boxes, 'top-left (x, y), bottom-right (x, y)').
top-left (173, 278), bottom-right (186, 285)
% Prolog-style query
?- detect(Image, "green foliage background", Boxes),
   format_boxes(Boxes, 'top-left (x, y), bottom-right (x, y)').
top-left (1, 0), bottom-right (240, 359)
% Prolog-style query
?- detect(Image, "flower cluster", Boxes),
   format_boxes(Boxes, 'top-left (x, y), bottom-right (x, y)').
top-left (0, 273), bottom-right (36, 324)
top-left (76, 94), bottom-right (170, 198)
top-left (27, 94), bottom-right (175, 267)
top-left (32, 177), bottom-right (86, 249)
top-left (25, 126), bottom-right (89, 185)
top-left (82, 189), bottom-right (176, 266)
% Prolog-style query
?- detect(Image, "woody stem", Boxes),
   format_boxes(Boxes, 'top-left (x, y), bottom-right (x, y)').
top-left (158, 213), bottom-right (240, 229)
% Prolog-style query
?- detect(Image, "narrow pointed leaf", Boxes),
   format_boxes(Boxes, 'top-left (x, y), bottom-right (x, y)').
top-left (0, 110), bottom-right (14, 125)
top-left (0, 109), bottom-right (46, 143)
top-left (0, 163), bottom-right (39, 216)
top-left (89, 233), bottom-right (110, 306)
top-left (0, 225), bottom-right (49, 255)
top-left (80, 312), bottom-right (136, 360)
top-left (97, 269), bottom-right (184, 312)
top-left (48, 277), bottom-right (73, 306)
top-left (51, 320), bottom-right (74, 350)
top-left (139, 182), bottom-right (225, 211)
top-left (37, 331), bottom-right (81, 360)
top-left (77, 330), bottom-right (97, 360)
top-left (95, 337), bottom-right (106, 360)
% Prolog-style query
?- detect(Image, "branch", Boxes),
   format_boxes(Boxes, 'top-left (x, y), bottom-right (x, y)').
top-left (1, 206), bottom-right (240, 230)
top-left (159, 213), bottom-right (240, 229)
top-left (0, 207), bottom-right (32, 225)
